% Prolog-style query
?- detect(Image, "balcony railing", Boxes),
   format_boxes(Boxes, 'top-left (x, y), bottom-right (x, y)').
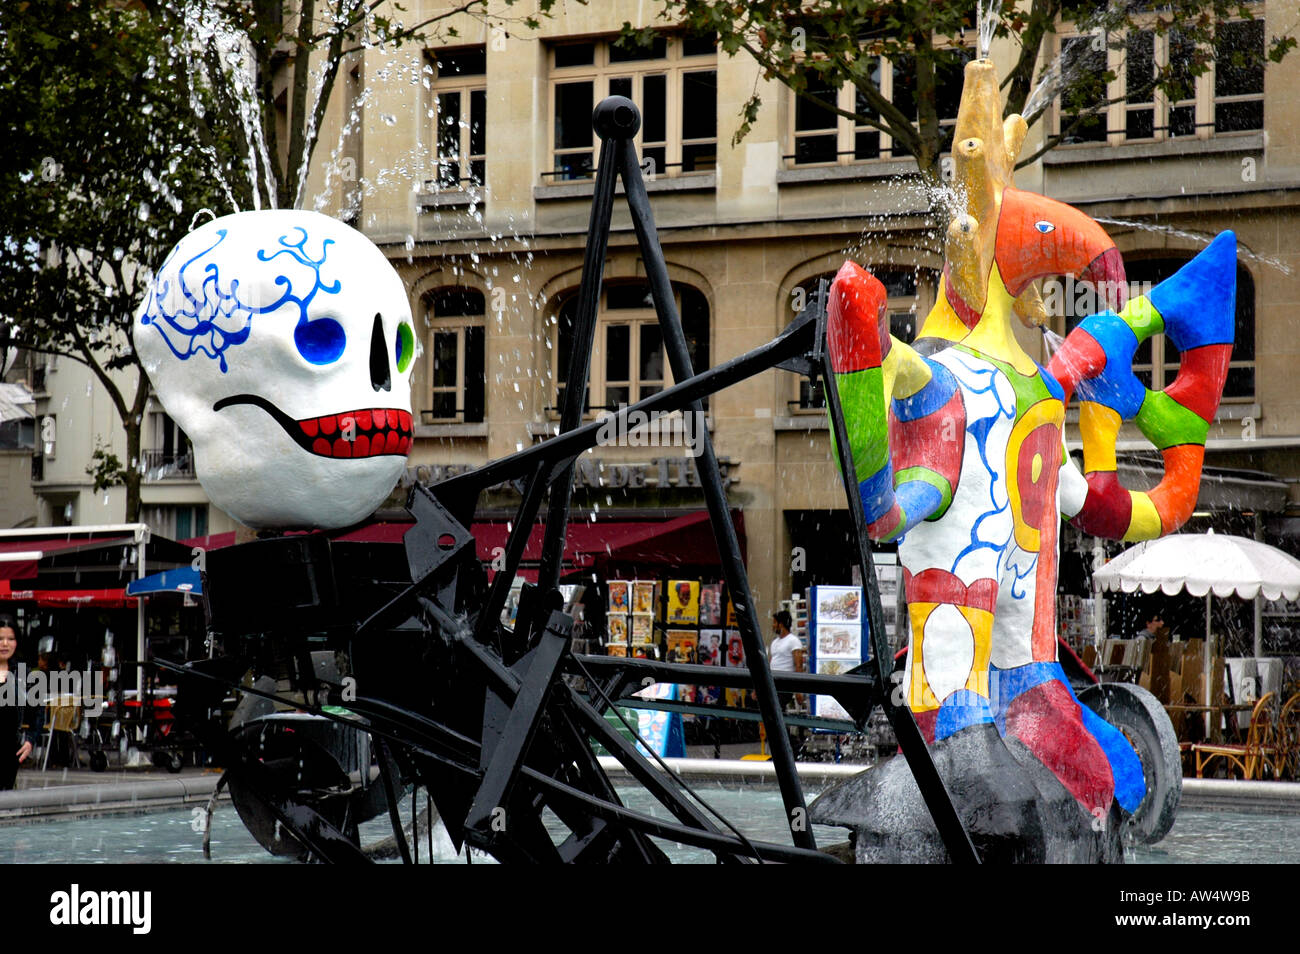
top-left (143, 449), bottom-right (195, 480)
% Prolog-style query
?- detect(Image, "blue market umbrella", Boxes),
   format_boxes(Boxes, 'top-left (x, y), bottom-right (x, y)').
top-left (126, 566), bottom-right (202, 597)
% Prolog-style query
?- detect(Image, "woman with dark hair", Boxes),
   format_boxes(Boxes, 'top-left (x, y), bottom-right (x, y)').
top-left (0, 614), bottom-right (34, 790)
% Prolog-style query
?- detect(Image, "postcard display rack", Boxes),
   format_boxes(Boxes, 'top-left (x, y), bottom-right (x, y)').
top-left (808, 585), bottom-right (867, 722)
top-left (606, 578), bottom-right (743, 707)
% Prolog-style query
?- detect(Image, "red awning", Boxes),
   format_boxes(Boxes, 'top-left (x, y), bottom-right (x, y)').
top-left (0, 535), bottom-right (133, 581)
top-left (181, 514), bottom-right (743, 580)
top-left (472, 510), bottom-right (745, 572)
top-left (0, 579), bottom-right (137, 608)
top-left (182, 522), bottom-right (413, 553)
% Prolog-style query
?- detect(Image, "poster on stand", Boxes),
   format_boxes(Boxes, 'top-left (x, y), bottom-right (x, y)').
top-left (666, 630), bottom-right (698, 664)
top-left (815, 586), bottom-right (862, 624)
top-left (632, 580), bottom-right (657, 615)
top-left (699, 629), bottom-right (724, 666)
top-left (608, 614), bottom-right (628, 644)
top-left (809, 585), bottom-right (866, 723)
top-left (813, 658), bottom-right (852, 720)
top-left (631, 614), bottom-right (655, 644)
top-left (608, 581), bottom-right (631, 614)
top-left (699, 583), bottom-right (722, 625)
top-left (724, 629), bottom-right (745, 668)
top-left (667, 580), bottom-right (700, 624)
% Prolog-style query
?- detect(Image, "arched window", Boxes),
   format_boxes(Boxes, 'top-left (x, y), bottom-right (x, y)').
top-left (552, 283), bottom-right (710, 413)
top-left (789, 267), bottom-right (924, 411)
top-left (424, 288), bottom-right (486, 423)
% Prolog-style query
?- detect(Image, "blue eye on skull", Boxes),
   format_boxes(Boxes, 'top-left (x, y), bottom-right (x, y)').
top-left (294, 315), bottom-right (347, 365)
top-left (1035, 220), bottom-right (1056, 234)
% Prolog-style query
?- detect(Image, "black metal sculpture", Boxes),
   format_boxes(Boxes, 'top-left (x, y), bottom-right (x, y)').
top-left (169, 97), bottom-right (979, 864)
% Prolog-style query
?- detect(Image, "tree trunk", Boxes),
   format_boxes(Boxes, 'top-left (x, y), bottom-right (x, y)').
top-left (124, 418), bottom-right (142, 524)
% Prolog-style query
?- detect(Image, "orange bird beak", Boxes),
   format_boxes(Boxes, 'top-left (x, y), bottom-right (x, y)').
top-left (994, 187), bottom-right (1127, 309)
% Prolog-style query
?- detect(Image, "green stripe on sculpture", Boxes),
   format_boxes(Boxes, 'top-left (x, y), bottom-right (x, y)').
top-left (1136, 390), bottom-right (1209, 449)
top-left (1119, 295), bottom-right (1164, 342)
top-left (833, 368), bottom-right (889, 475)
top-left (896, 466), bottom-right (955, 519)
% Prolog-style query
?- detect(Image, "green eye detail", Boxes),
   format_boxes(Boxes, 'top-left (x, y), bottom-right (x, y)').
top-left (395, 323), bottom-right (414, 373)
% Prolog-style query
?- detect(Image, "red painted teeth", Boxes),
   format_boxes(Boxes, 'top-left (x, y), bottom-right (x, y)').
top-left (297, 407), bottom-right (413, 459)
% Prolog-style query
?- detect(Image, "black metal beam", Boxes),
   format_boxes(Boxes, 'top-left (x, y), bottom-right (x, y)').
top-left (466, 612), bottom-right (571, 833)
top-left (616, 134), bottom-right (812, 852)
top-left (537, 113), bottom-right (630, 593)
top-left (814, 287), bottom-right (980, 865)
top-left (431, 312), bottom-right (813, 499)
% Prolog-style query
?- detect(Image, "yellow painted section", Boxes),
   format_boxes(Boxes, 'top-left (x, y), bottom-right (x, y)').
top-left (883, 337), bottom-right (934, 401)
top-left (907, 602), bottom-right (995, 708)
top-left (1079, 401), bottom-right (1121, 472)
top-left (1031, 453), bottom-right (1043, 483)
top-left (1124, 491), bottom-right (1163, 542)
top-left (907, 602), bottom-right (940, 711)
top-left (916, 276), bottom-right (973, 346)
top-left (959, 265), bottom-right (1039, 376)
top-left (1006, 399), bottom-right (1065, 552)
top-left (960, 605), bottom-right (994, 699)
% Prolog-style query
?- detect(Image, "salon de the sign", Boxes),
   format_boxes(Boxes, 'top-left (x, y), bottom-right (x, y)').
top-left (401, 455), bottom-right (739, 493)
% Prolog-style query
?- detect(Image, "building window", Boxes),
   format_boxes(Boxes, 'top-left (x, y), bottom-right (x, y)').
top-left (145, 411), bottom-right (193, 479)
top-left (1064, 257), bottom-right (1254, 402)
top-left (143, 505), bottom-right (208, 540)
top-left (788, 48), bottom-right (971, 167)
top-left (1214, 19), bottom-right (1265, 133)
top-left (425, 288), bottom-right (486, 424)
top-left (790, 268), bottom-right (922, 411)
top-left (1057, 18), bottom-right (1264, 145)
top-left (549, 35), bottom-right (716, 181)
top-left (553, 283), bottom-right (710, 413)
top-left (428, 46), bottom-right (486, 190)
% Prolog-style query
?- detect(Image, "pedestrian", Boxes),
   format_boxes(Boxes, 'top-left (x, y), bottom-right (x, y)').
top-left (769, 610), bottom-right (805, 711)
top-left (1134, 615), bottom-right (1165, 640)
top-left (0, 614), bottom-right (35, 790)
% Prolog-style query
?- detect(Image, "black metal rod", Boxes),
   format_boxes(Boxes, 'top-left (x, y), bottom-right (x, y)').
top-left (475, 458), bottom-right (552, 644)
top-left (375, 739), bottom-right (413, 865)
top-left (526, 766), bottom-right (839, 864)
top-left (566, 689), bottom-right (741, 858)
top-left (433, 314), bottom-right (814, 499)
top-left (815, 311), bottom-right (979, 864)
top-left (616, 134), bottom-right (814, 853)
top-left (537, 127), bottom-right (627, 593)
top-left (570, 655), bottom-right (877, 717)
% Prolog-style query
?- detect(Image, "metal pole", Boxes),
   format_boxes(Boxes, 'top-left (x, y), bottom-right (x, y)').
top-left (815, 297), bottom-right (978, 864)
top-left (537, 112), bottom-right (628, 593)
top-left (616, 133), bottom-right (814, 852)
top-left (136, 525), bottom-right (147, 699)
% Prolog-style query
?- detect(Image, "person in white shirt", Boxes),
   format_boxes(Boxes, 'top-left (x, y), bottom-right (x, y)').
top-left (769, 611), bottom-right (804, 671)
top-left (769, 611), bottom-right (805, 713)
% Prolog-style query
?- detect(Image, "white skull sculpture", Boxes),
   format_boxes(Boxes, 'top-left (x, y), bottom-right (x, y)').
top-left (134, 209), bottom-right (418, 529)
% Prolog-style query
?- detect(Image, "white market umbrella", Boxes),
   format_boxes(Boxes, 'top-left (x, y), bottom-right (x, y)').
top-left (1092, 531), bottom-right (1300, 728)
top-left (1093, 531), bottom-right (1300, 602)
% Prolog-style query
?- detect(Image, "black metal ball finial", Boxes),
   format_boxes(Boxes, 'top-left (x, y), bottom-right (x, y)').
top-left (592, 95), bottom-right (640, 140)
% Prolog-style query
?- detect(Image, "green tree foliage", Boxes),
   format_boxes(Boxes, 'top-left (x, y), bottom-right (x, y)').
top-left (0, 0), bottom-right (233, 521)
top-left (0, 0), bottom-right (560, 523)
top-left (639, 0), bottom-right (1292, 184)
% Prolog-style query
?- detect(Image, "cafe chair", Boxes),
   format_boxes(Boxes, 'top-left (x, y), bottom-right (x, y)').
top-left (1192, 691), bottom-right (1277, 781)
top-left (1277, 691), bottom-right (1300, 781)
top-left (40, 696), bottom-right (83, 772)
